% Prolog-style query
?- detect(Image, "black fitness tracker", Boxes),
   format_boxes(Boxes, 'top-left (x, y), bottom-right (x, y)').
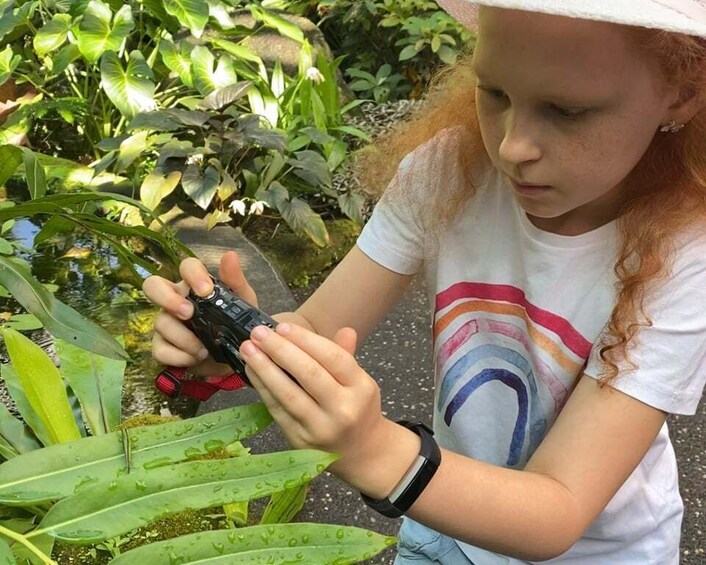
top-left (361, 421), bottom-right (441, 518)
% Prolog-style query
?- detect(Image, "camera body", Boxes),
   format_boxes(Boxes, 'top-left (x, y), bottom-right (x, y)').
top-left (187, 277), bottom-right (277, 386)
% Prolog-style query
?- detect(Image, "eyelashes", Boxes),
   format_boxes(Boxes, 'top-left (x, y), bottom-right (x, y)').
top-left (476, 85), bottom-right (589, 121)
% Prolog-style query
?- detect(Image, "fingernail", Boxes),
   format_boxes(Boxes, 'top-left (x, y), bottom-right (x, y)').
top-left (198, 281), bottom-right (212, 296)
top-left (251, 325), bottom-right (271, 341)
top-left (276, 323), bottom-right (292, 335)
top-left (197, 348), bottom-right (209, 360)
top-left (178, 302), bottom-right (192, 319)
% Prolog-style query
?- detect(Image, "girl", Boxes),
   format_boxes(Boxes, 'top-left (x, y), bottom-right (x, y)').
top-left (144, 1), bottom-right (706, 563)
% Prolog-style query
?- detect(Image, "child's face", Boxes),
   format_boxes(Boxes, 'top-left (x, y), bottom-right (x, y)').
top-left (472, 8), bottom-right (678, 235)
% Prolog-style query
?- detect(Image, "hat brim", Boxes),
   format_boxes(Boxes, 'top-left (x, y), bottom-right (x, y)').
top-left (437, 0), bottom-right (706, 38)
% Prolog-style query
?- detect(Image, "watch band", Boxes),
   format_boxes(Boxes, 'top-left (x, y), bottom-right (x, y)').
top-left (360, 421), bottom-right (441, 518)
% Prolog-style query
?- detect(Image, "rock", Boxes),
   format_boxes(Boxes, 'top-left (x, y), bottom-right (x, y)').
top-left (213, 9), bottom-right (355, 104)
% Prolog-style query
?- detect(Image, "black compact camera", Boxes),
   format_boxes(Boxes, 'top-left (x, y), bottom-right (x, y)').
top-left (187, 276), bottom-right (278, 386)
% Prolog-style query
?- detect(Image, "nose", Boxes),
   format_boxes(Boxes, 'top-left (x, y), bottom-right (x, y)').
top-left (498, 111), bottom-right (542, 166)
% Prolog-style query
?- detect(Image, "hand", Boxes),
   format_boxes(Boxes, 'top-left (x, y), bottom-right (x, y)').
top-left (239, 322), bottom-right (420, 497)
top-left (143, 251), bottom-right (258, 376)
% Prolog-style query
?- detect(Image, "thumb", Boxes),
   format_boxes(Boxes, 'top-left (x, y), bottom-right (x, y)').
top-left (219, 251), bottom-right (258, 306)
top-left (334, 327), bottom-right (358, 355)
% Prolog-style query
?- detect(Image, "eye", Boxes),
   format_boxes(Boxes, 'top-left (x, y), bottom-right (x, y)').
top-left (550, 104), bottom-right (587, 120)
top-left (477, 85), bottom-right (508, 101)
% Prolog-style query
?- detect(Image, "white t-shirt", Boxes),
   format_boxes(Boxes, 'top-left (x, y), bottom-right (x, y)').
top-left (356, 127), bottom-right (706, 564)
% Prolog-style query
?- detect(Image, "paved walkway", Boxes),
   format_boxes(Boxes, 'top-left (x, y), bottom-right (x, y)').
top-left (177, 217), bottom-right (705, 564)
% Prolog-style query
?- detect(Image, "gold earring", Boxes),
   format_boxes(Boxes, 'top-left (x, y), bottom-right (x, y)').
top-left (659, 120), bottom-right (685, 134)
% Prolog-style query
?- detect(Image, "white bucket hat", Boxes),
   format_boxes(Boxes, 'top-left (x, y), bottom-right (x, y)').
top-left (437, 0), bottom-right (706, 37)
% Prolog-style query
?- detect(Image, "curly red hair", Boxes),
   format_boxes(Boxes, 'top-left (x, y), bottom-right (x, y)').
top-left (354, 28), bottom-right (706, 386)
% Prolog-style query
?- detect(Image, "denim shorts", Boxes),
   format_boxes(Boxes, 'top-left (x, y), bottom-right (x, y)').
top-left (393, 518), bottom-right (475, 564)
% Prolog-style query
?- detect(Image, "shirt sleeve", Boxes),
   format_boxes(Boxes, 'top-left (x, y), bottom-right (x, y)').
top-left (357, 126), bottom-right (466, 275)
top-left (584, 234), bottom-right (706, 415)
top-left (356, 152), bottom-right (425, 275)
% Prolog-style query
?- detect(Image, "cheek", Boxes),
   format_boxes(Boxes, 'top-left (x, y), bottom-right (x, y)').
top-left (570, 118), bottom-right (656, 185)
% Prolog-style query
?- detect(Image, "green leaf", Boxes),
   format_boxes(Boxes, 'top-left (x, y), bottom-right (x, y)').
top-left (100, 50), bottom-right (156, 119)
top-left (48, 43), bottom-right (81, 76)
top-left (114, 130), bottom-right (150, 173)
top-left (0, 3), bottom-right (21, 44)
top-left (140, 169), bottom-right (181, 210)
top-left (191, 46), bottom-right (237, 96)
top-left (281, 198), bottom-right (329, 247)
top-left (20, 148), bottom-right (47, 200)
top-left (4, 314), bottom-right (43, 330)
top-left (76, 1), bottom-right (134, 63)
top-left (338, 191), bottom-right (365, 225)
top-left (38, 450), bottom-right (337, 542)
top-left (1, 363), bottom-right (53, 446)
top-left (34, 14), bottom-right (73, 57)
top-left (0, 404), bottom-right (273, 505)
top-left (398, 44), bottom-right (418, 61)
top-left (1, 328), bottom-right (82, 445)
top-left (182, 164), bottom-right (219, 210)
top-left (437, 45), bottom-right (458, 66)
top-left (0, 256), bottom-right (129, 360)
top-left (164, 0), bottom-right (209, 38)
top-left (0, 402), bottom-right (41, 456)
top-left (0, 145), bottom-right (22, 187)
top-left (250, 4), bottom-right (304, 43)
top-left (260, 485), bottom-right (308, 525)
top-left (112, 523), bottom-right (395, 564)
top-left (159, 38), bottom-right (193, 88)
top-left (198, 81), bottom-right (252, 111)
top-left (55, 338), bottom-right (125, 436)
top-left (0, 46), bottom-right (20, 87)
top-left (209, 38), bottom-right (262, 65)
top-left (288, 150), bottom-right (331, 187)
top-left (0, 537), bottom-right (15, 564)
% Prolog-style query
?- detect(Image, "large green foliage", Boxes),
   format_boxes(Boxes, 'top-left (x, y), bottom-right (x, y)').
top-left (0, 0), bottom-right (369, 245)
top-left (270, 0), bottom-right (475, 100)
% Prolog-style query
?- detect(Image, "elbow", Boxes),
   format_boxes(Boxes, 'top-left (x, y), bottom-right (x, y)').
top-left (516, 533), bottom-right (580, 562)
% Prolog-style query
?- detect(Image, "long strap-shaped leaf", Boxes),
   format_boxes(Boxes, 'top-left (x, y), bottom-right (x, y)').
top-left (34, 450), bottom-right (338, 543)
top-left (0, 258), bottom-right (128, 360)
top-left (1, 328), bottom-right (81, 445)
top-left (109, 523), bottom-right (396, 565)
top-left (0, 405), bottom-right (272, 505)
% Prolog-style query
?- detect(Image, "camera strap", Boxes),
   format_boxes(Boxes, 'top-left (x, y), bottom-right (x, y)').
top-left (155, 366), bottom-right (247, 401)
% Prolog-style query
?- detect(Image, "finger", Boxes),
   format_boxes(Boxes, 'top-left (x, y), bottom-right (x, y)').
top-left (248, 325), bottom-right (340, 404)
top-left (244, 364), bottom-right (302, 431)
top-left (180, 258), bottom-right (214, 298)
top-left (272, 323), bottom-right (361, 387)
top-left (334, 327), bottom-right (358, 355)
top-left (219, 251), bottom-right (258, 306)
top-left (154, 312), bottom-right (209, 361)
top-left (143, 276), bottom-right (194, 321)
top-left (152, 332), bottom-right (207, 367)
top-left (240, 339), bottom-right (320, 421)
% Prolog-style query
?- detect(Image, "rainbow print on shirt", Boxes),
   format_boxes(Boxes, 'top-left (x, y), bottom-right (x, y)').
top-left (433, 282), bottom-right (592, 467)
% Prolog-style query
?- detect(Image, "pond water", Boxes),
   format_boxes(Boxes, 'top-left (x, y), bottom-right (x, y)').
top-left (2, 218), bottom-right (197, 420)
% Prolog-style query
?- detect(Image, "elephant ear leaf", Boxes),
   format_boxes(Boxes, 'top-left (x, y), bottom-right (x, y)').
top-left (0, 257), bottom-right (128, 360)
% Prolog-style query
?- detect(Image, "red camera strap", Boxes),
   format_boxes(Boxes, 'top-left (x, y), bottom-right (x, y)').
top-left (155, 366), bottom-right (247, 401)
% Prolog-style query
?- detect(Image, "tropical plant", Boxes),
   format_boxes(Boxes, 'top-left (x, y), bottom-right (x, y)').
top-left (0, 0), bottom-right (368, 245)
top-left (0, 329), bottom-right (395, 563)
top-left (306, 0), bottom-right (474, 99)
top-left (346, 63), bottom-right (407, 103)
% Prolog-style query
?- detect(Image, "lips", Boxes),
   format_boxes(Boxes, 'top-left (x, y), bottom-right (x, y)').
top-left (510, 178), bottom-right (552, 196)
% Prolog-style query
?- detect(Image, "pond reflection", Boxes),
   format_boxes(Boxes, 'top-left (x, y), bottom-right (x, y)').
top-left (4, 218), bottom-right (197, 419)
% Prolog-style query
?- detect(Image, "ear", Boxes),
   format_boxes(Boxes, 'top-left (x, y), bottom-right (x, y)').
top-left (663, 83), bottom-right (705, 125)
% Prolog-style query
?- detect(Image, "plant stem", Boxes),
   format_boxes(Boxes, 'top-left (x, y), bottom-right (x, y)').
top-left (0, 524), bottom-right (56, 565)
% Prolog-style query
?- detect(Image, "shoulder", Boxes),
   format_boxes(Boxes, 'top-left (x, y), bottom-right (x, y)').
top-left (397, 126), bottom-right (472, 179)
top-left (664, 225), bottom-right (706, 288)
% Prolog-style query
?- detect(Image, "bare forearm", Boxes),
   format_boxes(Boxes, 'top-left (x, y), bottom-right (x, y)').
top-left (273, 311), bottom-right (316, 332)
top-left (408, 449), bottom-right (581, 561)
